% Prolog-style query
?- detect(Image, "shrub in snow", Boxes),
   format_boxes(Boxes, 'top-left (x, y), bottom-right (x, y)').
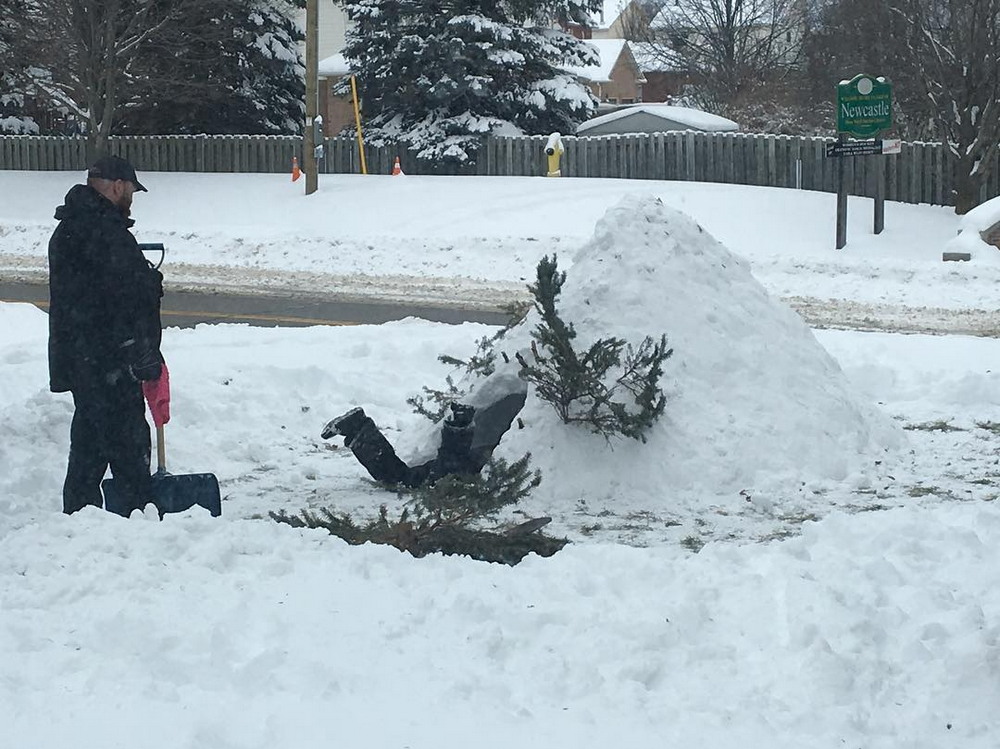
top-left (0, 115), bottom-right (38, 135)
top-left (516, 255), bottom-right (672, 442)
top-left (0, 92), bottom-right (39, 135)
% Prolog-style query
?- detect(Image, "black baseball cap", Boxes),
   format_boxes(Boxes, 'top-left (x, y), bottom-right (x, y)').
top-left (87, 155), bottom-right (147, 192)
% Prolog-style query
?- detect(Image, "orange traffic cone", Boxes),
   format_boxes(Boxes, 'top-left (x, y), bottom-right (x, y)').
top-left (291, 156), bottom-right (301, 182)
top-left (391, 156), bottom-right (404, 176)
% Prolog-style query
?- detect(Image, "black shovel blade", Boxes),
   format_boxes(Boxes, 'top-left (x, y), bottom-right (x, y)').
top-left (102, 470), bottom-right (222, 518)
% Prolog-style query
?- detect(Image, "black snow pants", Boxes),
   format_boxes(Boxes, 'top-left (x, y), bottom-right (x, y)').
top-left (63, 377), bottom-right (151, 515)
top-left (346, 405), bottom-right (479, 488)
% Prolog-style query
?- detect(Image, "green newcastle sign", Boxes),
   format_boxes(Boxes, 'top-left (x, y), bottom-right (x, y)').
top-left (837, 74), bottom-right (892, 137)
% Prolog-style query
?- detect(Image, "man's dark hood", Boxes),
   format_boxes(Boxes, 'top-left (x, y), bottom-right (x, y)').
top-left (54, 184), bottom-right (135, 228)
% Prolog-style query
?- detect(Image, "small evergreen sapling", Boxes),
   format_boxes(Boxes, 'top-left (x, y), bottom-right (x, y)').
top-left (516, 254), bottom-right (672, 441)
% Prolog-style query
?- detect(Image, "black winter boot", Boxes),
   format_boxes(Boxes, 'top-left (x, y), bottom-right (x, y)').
top-left (321, 407), bottom-right (369, 441)
top-left (435, 403), bottom-right (477, 476)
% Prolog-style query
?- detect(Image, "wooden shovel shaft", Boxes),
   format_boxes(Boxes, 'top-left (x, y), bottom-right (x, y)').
top-left (156, 424), bottom-right (166, 473)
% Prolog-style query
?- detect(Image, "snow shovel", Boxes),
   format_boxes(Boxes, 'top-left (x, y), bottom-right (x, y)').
top-left (102, 424), bottom-right (222, 518)
top-left (102, 364), bottom-right (221, 518)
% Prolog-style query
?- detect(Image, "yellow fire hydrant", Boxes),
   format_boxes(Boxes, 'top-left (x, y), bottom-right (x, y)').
top-left (545, 133), bottom-right (564, 177)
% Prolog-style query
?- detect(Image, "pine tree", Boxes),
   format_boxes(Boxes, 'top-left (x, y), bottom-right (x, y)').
top-left (0, 1), bottom-right (38, 134)
top-left (341, 0), bottom-right (602, 163)
top-left (117, 0), bottom-right (305, 135)
top-left (7, 0), bottom-right (303, 147)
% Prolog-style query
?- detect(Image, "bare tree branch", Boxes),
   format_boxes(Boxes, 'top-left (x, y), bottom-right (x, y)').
top-left (625, 0), bottom-right (806, 108)
top-left (15, 0), bottom-right (232, 157)
top-left (890, 0), bottom-right (1000, 212)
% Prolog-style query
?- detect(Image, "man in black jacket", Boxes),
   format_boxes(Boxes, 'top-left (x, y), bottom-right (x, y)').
top-left (48, 155), bottom-right (164, 515)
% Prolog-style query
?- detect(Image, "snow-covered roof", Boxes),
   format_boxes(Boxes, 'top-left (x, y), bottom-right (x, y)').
top-left (564, 39), bottom-right (630, 83)
top-left (576, 104), bottom-right (739, 134)
top-left (630, 42), bottom-right (685, 73)
top-left (317, 52), bottom-right (350, 77)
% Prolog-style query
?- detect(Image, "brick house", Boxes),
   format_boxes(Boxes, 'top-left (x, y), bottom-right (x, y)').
top-left (317, 53), bottom-right (355, 137)
top-left (297, 3), bottom-right (351, 137)
top-left (566, 38), bottom-right (647, 106)
top-left (630, 42), bottom-right (689, 102)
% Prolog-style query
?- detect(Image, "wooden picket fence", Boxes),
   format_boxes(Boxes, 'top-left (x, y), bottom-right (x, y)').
top-left (0, 132), bottom-right (992, 207)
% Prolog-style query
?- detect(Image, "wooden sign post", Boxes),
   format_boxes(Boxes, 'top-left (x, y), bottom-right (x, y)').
top-left (829, 74), bottom-right (894, 249)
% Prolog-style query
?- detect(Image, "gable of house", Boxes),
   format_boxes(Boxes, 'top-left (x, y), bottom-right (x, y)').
top-left (564, 38), bottom-right (647, 104)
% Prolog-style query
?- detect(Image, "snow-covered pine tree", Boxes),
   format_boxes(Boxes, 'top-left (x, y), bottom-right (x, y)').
top-left (0, 0), bottom-right (38, 134)
top-left (340, 0), bottom-right (602, 163)
top-left (117, 0), bottom-right (305, 136)
top-left (6, 0), bottom-right (303, 153)
top-left (0, 92), bottom-right (39, 135)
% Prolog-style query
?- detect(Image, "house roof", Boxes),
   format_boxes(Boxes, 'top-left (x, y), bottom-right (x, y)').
top-left (563, 39), bottom-right (635, 83)
top-left (630, 42), bottom-right (685, 73)
top-left (576, 104), bottom-right (739, 134)
top-left (318, 52), bottom-right (350, 77)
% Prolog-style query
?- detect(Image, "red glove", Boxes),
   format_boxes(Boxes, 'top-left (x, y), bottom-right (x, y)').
top-left (142, 362), bottom-right (171, 427)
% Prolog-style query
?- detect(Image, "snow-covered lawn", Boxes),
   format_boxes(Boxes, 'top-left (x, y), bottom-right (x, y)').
top-left (2, 171), bottom-right (999, 332)
top-left (0, 173), bottom-right (998, 748)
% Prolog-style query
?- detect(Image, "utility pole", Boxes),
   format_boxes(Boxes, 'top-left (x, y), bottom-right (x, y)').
top-left (304, 0), bottom-right (318, 195)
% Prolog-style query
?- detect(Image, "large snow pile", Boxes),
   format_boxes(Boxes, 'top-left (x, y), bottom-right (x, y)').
top-left (490, 195), bottom-right (903, 516)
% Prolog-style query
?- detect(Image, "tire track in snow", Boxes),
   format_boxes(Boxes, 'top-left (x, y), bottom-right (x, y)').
top-left (2, 253), bottom-right (997, 336)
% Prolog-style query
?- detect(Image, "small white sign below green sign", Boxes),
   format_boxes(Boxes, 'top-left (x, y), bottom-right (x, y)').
top-left (837, 74), bottom-right (892, 137)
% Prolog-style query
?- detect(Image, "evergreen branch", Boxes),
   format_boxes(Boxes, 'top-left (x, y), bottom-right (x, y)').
top-left (518, 254), bottom-right (671, 441)
top-left (270, 454), bottom-right (555, 565)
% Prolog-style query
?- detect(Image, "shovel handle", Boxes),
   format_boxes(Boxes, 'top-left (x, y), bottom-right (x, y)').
top-left (156, 424), bottom-right (166, 473)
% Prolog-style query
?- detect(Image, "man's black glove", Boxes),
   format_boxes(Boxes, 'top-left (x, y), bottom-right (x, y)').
top-left (128, 349), bottom-right (163, 382)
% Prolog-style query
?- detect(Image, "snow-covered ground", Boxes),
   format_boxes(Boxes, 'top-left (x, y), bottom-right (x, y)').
top-left (1, 172), bottom-right (999, 748)
top-left (1, 171), bottom-right (999, 333)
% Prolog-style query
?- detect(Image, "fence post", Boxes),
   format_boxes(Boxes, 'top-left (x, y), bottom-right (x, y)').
top-left (836, 134), bottom-right (848, 250)
top-left (765, 135), bottom-right (776, 187)
top-left (933, 142), bottom-right (945, 206)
